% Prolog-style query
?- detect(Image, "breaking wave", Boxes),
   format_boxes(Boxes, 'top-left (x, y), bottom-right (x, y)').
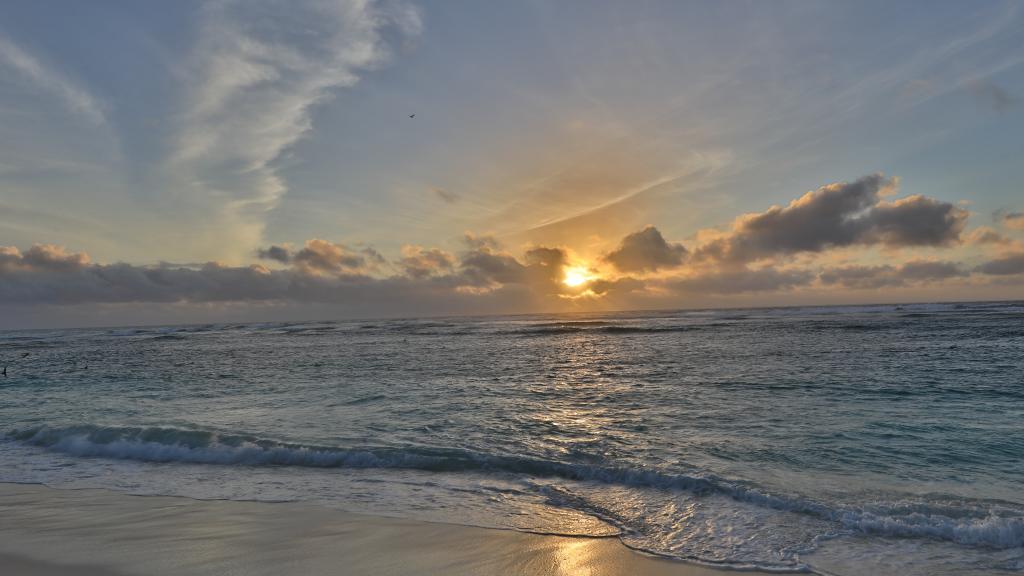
top-left (9, 424), bottom-right (1024, 550)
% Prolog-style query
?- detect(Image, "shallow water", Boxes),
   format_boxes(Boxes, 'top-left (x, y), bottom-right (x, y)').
top-left (1, 301), bottom-right (1022, 574)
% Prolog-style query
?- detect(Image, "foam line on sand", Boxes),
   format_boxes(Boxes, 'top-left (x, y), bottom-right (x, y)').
top-left (0, 483), bottom-right (778, 575)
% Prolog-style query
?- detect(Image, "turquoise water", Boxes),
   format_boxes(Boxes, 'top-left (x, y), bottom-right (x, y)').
top-left (1, 301), bottom-right (1022, 574)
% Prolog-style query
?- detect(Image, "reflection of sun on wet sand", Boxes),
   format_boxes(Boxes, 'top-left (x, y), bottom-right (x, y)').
top-left (0, 483), bottom-right (768, 576)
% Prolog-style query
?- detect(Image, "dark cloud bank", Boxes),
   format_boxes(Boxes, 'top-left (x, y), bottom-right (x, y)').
top-left (819, 261), bottom-right (968, 290)
top-left (693, 174), bottom-right (967, 263)
top-left (603, 226), bottom-right (687, 272)
top-left (2, 175), bottom-right (1021, 325)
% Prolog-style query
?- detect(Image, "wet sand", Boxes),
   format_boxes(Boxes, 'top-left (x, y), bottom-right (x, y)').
top-left (0, 483), bottom-right (774, 576)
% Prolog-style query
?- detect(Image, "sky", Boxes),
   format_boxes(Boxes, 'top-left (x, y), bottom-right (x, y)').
top-left (1, 0), bottom-right (1023, 329)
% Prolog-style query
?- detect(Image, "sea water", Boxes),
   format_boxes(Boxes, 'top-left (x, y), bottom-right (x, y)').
top-left (1, 301), bottom-right (1022, 574)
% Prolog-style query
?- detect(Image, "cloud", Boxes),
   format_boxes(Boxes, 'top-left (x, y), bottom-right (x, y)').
top-left (864, 195), bottom-right (969, 246)
top-left (588, 277), bottom-right (645, 296)
top-left (361, 246), bottom-right (387, 266)
top-left (998, 211), bottom-right (1024, 231)
top-left (0, 242), bottom-right (432, 306)
top-left (975, 253), bottom-right (1024, 276)
top-left (898, 260), bottom-right (969, 281)
top-left (965, 226), bottom-right (1014, 245)
top-left (432, 188), bottom-right (461, 204)
top-left (0, 246), bottom-right (20, 267)
top-left (819, 260), bottom-right (968, 289)
top-left (454, 238), bottom-right (573, 293)
top-left (0, 239), bottom-right (570, 311)
top-left (18, 244), bottom-right (92, 271)
top-left (454, 234), bottom-right (560, 288)
top-left (694, 174), bottom-right (967, 263)
top-left (458, 244), bottom-right (528, 286)
top-left (523, 246), bottom-right (569, 281)
top-left (257, 245), bottom-right (293, 263)
top-left (970, 80), bottom-right (1017, 113)
top-left (290, 239), bottom-right (382, 276)
top-left (0, 35), bottom-right (106, 124)
top-left (399, 245), bottom-right (455, 278)
top-left (668, 266), bottom-right (814, 295)
top-left (169, 0), bottom-right (422, 258)
top-left (603, 226), bottom-right (687, 272)
top-left (1, 174), bottom-right (1017, 317)
top-left (463, 233), bottom-right (501, 251)
top-left (0, 245), bottom-right (283, 304)
top-left (258, 239), bottom-right (383, 274)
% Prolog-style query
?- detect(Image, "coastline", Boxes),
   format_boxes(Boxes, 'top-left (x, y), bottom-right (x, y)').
top-left (0, 482), bottom-right (777, 576)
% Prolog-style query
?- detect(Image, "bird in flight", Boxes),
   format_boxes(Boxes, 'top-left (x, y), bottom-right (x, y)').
top-left (409, 114), bottom-right (415, 118)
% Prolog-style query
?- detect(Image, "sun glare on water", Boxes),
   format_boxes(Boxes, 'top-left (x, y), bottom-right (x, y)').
top-left (563, 266), bottom-right (596, 287)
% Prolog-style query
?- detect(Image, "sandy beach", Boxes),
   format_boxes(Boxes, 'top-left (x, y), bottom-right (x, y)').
top-left (2, 0), bottom-right (1022, 572)
top-left (0, 483), bottom-right (773, 576)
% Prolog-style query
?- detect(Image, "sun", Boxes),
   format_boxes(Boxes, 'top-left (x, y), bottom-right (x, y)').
top-left (563, 266), bottom-right (596, 287)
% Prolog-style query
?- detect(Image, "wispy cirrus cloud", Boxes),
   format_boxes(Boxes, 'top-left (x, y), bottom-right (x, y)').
top-left (0, 35), bottom-right (105, 124)
top-left (168, 0), bottom-right (422, 259)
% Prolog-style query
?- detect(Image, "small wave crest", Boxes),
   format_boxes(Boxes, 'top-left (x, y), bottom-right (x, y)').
top-left (597, 325), bottom-right (698, 334)
top-left (8, 424), bottom-right (1024, 550)
top-left (527, 321), bottom-right (616, 328)
top-left (511, 324), bottom-right (703, 336)
top-left (514, 326), bottom-right (587, 335)
top-left (148, 333), bottom-right (188, 341)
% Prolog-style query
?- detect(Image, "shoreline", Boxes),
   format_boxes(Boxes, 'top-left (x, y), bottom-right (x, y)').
top-left (0, 482), bottom-right (780, 576)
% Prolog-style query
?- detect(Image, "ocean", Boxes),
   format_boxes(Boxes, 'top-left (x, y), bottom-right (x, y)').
top-left (1, 301), bottom-right (1022, 575)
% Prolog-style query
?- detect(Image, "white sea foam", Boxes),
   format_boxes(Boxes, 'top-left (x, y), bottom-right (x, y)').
top-left (10, 424), bottom-right (1024, 551)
